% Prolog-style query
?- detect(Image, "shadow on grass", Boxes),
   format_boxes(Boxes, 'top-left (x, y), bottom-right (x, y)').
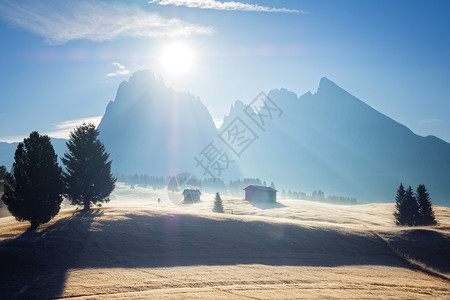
top-left (0, 209), bottom-right (102, 299)
top-left (387, 229), bottom-right (450, 274)
top-left (248, 200), bottom-right (286, 210)
top-left (0, 210), bottom-right (414, 298)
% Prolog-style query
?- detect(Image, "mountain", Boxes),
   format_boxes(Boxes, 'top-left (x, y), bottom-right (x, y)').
top-left (2, 73), bottom-right (448, 205)
top-left (221, 78), bottom-right (450, 205)
top-left (97, 70), bottom-right (217, 175)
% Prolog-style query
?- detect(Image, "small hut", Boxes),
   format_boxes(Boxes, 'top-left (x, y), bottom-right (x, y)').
top-left (244, 185), bottom-right (277, 203)
top-left (182, 189), bottom-right (201, 203)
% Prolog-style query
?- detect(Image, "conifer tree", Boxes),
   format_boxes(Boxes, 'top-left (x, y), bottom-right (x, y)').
top-left (416, 184), bottom-right (437, 226)
top-left (62, 123), bottom-right (116, 210)
top-left (404, 186), bottom-right (419, 226)
top-left (213, 192), bottom-right (224, 213)
top-left (1, 132), bottom-right (63, 230)
top-left (394, 183), bottom-right (418, 226)
top-left (394, 183), bottom-right (406, 224)
top-left (0, 165), bottom-right (7, 215)
top-left (0, 165), bottom-right (6, 194)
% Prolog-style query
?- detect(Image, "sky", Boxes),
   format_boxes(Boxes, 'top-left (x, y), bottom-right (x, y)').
top-left (0, 0), bottom-right (449, 143)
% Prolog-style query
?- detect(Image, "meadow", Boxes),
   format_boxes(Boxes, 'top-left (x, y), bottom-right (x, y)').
top-left (0, 183), bottom-right (449, 299)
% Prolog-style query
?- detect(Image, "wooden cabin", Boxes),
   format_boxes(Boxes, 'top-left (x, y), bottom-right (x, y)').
top-left (182, 188), bottom-right (201, 203)
top-left (244, 185), bottom-right (277, 203)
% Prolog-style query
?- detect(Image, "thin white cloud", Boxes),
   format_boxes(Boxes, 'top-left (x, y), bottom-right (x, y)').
top-left (107, 62), bottom-right (131, 77)
top-left (0, 116), bottom-right (103, 142)
top-left (0, 136), bottom-right (27, 143)
top-left (149, 0), bottom-right (303, 13)
top-left (0, 0), bottom-right (213, 45)
top-left (47, 116), bottom-right (103, 139)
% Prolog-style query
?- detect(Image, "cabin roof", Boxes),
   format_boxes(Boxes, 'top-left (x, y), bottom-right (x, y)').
top-left (243, 185), bottom-right (277, 193)
top-left (182, 188), bottom-right (202, 195)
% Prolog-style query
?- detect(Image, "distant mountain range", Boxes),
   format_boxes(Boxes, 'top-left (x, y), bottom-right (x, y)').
top-left (1, 71), bottom-right (449, 205)
top-left (222, 78), bottom-right (450, 205)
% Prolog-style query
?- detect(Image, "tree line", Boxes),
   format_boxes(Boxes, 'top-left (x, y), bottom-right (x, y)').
top-left (280, 189), bottom-right (357, 204)
top-left (1, 123), bottom-right (116, 231)
top-left (116, 173), bottom-right (357, 205)
top-left (394, 183), bottom-right (437, 226)
top-left (115, 174), bottom-right (167, 189)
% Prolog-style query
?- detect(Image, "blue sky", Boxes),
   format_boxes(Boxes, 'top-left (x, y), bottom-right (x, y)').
top-left (0, 0), bottom-right (449, 142)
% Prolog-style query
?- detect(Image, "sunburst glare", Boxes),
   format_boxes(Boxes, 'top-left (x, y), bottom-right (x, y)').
top-left (160, 41), bottom-right (195, 75)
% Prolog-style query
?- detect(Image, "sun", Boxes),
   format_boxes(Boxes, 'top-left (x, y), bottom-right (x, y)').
top-left (160, 41), bottom-right (195, 75)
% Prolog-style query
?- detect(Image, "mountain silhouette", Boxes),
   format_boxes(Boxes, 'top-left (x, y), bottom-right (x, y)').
top-left (222, 77), bottom-right (450, 205)
top-left (97, 70), bottom-right (217, 175)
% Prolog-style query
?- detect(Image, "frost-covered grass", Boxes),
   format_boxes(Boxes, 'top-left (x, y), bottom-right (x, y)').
top-left (0, 183), bottom-right (449, 299)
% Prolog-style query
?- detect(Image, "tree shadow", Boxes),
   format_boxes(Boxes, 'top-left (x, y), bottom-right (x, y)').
top-left (0, 209), bottom-right (102, 299)
top-left (0, 210), bottom-right (413, 299)
top-left (386, 228), bottom-right (450, 274)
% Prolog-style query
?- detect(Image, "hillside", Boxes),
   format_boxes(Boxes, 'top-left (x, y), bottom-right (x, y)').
top-left (0, 184), bottom-right (449, 299)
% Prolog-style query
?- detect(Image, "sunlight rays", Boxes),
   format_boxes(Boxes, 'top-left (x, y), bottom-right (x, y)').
top-left (160, 41), bottom-right (195, 75)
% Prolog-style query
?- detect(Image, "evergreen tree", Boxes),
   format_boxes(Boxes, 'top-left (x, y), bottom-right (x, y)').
top-left (213, 192), bottom-right (224, 213)
top-left (394, 184), bottom-right (418, 226)
top-left (404, 186), bottom-right (419, 226)
top-left (416, 184), bottom-right (437, 226)
top-left (0, 165), bottom-right (6, 194)
top-left (62, 123), bottom-right (116, 210)
top-left (1, 132), bottom-right (63, 230)
top-left (0, 165), bottom-right (7, 212)
top-left (393, 183), bottom-right (406, 225)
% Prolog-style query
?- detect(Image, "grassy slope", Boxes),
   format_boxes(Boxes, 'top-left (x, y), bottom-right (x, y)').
top-left (0, 184), bottom-right (449, 299)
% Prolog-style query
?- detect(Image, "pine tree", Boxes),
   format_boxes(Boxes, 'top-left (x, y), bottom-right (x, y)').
top-left (394, 183), bottom-right (406, 225)
top-left (0, 165), bottom-right (6, 194)
top-left (0, 165), bottom-right (7, 213)
top-left (62, 123), bottom-right (116, 210)
top-left (394, 183), bottom-right (419, 226)
top-left (404, 186), bottom-right (419, 226)
top-left (1, 132), bottom-right (63, 230)
top-left (416, 184), bottom-right (437, 226)
top-left (213, 192), bottom-right (224, 213)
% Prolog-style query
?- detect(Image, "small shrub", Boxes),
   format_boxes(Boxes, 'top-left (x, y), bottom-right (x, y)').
top-left (213, 192), bottom-right (224, 213)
